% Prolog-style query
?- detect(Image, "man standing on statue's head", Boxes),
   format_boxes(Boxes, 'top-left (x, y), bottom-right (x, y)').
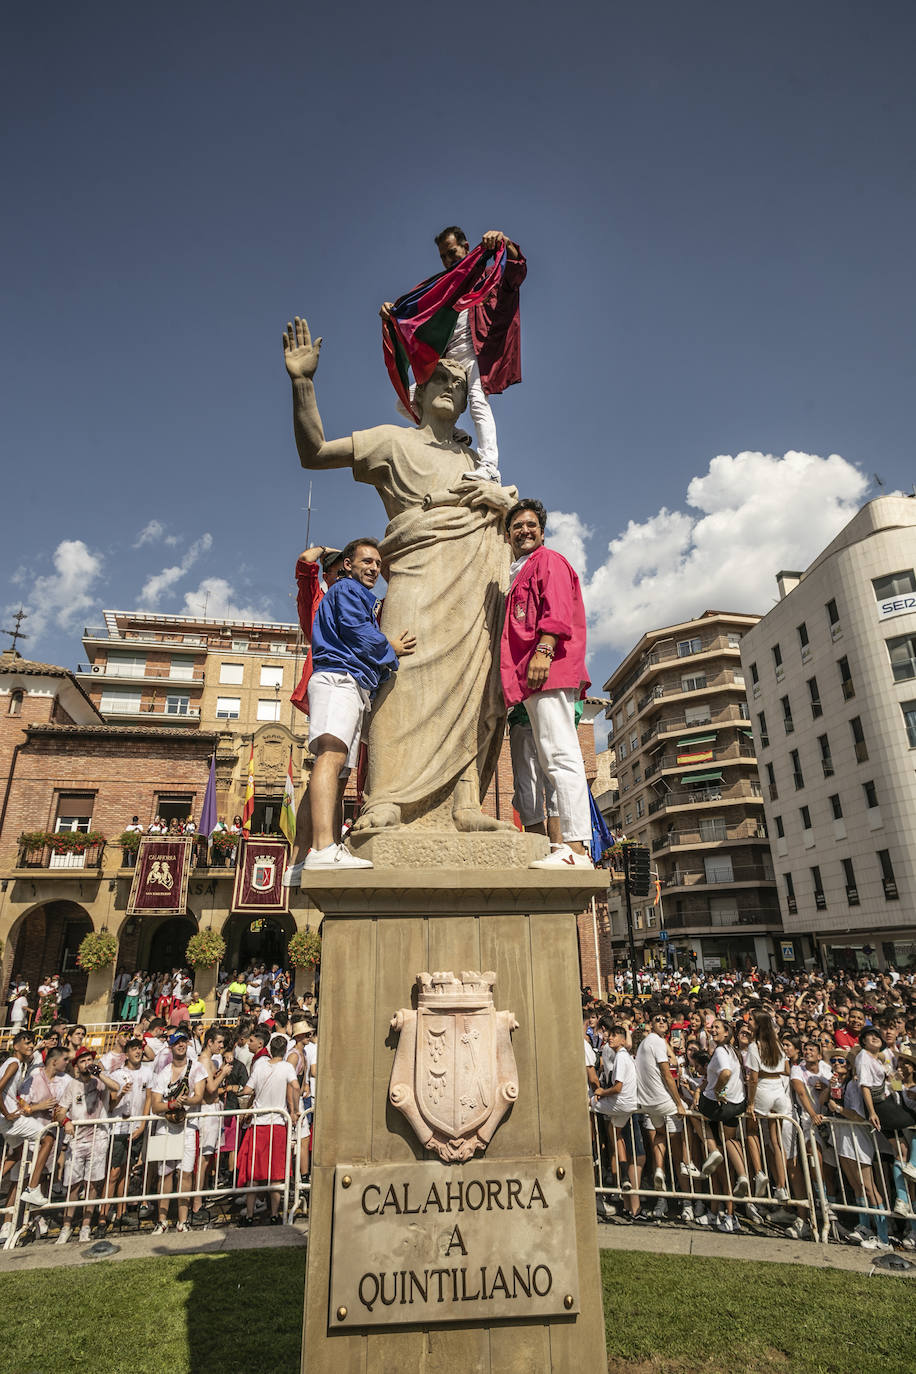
top-left (500, 498), bottom-right (593, 869)
top-left (303, 538), bottom-right (416, 870)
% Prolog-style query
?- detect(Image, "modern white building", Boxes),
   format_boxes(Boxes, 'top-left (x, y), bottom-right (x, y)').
top-left (741, 495), bottom-right (916, 973)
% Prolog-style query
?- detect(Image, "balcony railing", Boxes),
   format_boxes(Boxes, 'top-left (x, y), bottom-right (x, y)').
top-left (667, 868), bottom-right (776, 888)
top-left (77, 663), bottom-right (206, 681)
top-left (101, 705), bottom-right (202, 720)
top-left (16, 841), bottom-right (106, 870)
top-left (662, 907), bottom-right (781, 930)
top-left (883, 878), bottom-right (899, 900)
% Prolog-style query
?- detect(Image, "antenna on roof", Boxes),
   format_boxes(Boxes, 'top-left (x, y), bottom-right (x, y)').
top-left (1, 608), bottom-right (28, 652)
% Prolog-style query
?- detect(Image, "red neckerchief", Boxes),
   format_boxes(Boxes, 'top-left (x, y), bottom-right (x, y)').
top-left (251, 1047), bottom-right (269, 1064)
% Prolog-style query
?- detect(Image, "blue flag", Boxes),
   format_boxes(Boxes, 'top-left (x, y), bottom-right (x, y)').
top-left (589, 790), bottom-right (614, 866)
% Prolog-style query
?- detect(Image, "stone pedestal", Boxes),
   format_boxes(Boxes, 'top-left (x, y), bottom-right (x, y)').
top-left (80, 966), bottom-right (114, 1023)
top-left (301, 860), bottom-right (609, 1373)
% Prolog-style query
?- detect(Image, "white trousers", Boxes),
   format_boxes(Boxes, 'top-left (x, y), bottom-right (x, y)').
top-left (509, 721), bottom-right (559, 825)
top-left (444, 333), bottom-right (499, 479)
top-left (522, 688), bottom-right (591, 843)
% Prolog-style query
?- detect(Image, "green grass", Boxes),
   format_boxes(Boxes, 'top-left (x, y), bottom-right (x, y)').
top-left (602, 1251), bottom-right (916, 1374)
top-left (0, 1247), bottom-right (307, 1374)
top-left (0, 1246), bottom-right (913, 1373)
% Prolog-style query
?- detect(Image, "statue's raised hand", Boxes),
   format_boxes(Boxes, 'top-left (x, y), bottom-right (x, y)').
top-left (283, 316), bottom-right (322, 381)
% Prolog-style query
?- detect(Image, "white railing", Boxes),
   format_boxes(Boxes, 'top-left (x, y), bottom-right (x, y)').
top-left (1, 1106), bottom-right (309, 1250)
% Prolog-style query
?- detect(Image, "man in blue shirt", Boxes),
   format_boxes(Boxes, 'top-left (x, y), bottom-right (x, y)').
top-left (303, 538), bottom-right (415, 870)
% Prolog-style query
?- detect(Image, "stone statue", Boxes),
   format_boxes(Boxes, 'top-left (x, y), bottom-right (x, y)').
top-left (283, 316), bottom-right (517, 834)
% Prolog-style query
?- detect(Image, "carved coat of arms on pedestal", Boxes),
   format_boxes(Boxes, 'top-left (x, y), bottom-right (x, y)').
top-left (388, 971), bottom-right (519, 1162)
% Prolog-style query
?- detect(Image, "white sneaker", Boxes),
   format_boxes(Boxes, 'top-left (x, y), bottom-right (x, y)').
top-left (176, 1220), bottom-right (190, 1233)
top-left (653, 1168), bottom-right (666, 1191)
top-left (21, 1186), bottom-right (49, 1208)
top-left (78, 1223), bottom-right (92, 1243)
top-left (304, 843), bottom-right (373, 871)
top-left (652, 1198), bottom-right (668, 1219)
top-left (859, 1235), bottom-right (883, 1251)
top-left (774, 1186), bottom-right (789, 1203)
top-left (754, 1170), bottom-right (769, 1197)
top-left (746, 1203), bottom-right (765, 1225)
top-left (893, 1197), bottom-right (914, 1218)
top-left (35, 1217), bottom-right (48, 1238)
top-left (899, 1161), bottom-right (916, 1182)
top-left (694, 1211), bottom-right (711, 1227)
top-left (151, 1221), bottom-right (169, 1235)
top-left (680, 1161), bottom-right (702, 1179)
top-left (716, 1213), bottom-right (733, 1233)
top-left (681, 1203), bottom-right (695, 1223)
top-left (734, 1174), bottom-right (750, 1198)
top-left (851, 1226), bottom-right (871, 1246)
top-left (282, 862), bottom-right (305, 888)
top-left (55, 1224), bottom-right (72, 1245)
top-left (700, 1150), bottom-right (723, 1176)
top-left (529, 844), bottom-right (594, 870)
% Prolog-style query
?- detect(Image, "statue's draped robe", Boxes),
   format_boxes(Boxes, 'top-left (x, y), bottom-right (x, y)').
top-left (351, 424), bottom-right (510, 819)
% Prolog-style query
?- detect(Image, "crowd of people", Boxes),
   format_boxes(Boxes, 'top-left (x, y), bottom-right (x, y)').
top-left (583, 964), bottom-right (916, 1251)
top-left (0, 997), bottom-right (317, 1245)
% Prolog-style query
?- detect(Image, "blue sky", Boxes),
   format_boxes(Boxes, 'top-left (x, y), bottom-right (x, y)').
top-left (4, 2), bottom-right (916, 690)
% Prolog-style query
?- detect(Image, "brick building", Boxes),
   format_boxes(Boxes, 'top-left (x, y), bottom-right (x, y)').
top-left (1, 638), bottom-right (607, 1019)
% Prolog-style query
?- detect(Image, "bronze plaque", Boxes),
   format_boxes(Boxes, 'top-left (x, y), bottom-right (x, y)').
top-left (328, 1156), bottom-right (580, 1328)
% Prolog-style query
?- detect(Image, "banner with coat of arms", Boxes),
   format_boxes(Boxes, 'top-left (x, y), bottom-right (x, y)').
top-left (232, 837), bottom-right (290, 914)
top-left (127, 838), bottom-right (193, 916)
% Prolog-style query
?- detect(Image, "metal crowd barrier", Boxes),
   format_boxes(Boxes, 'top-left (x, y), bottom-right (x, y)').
top-left (1, 1106), bottom-right (309, 1250)
top-left (589, 1103), bottom-right (916, 1250)
top-left (590, 1105), bottom-right (820, 1238)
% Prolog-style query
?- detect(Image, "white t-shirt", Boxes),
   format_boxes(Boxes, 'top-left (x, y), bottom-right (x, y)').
top-left (745, 1043), bottom-right (788, 1079)
top-left (246, 1057), bottom-right (297, 1125)
top-left (703, 1045), bottom-right (745, 1104)
top-left (120, 1063), bottom-right (154, 1123)
top-left (584, 1038), bottom-right (597, 1070)
top-left (855, 1051), bottom-right (887, 1099)
top-left (304, 1041), bottom-right (317, 1100)
top-left (58, 1075), bottom-right (110, 1136)
top-left (0, 1056), bottom-right (24, 1115)
top-left (234, 1043), bottom-right (253, 1072)
top-left (635, 1033), bottom-right (674, 1112)
top-left (11, 996), bottom-right (28, 1026)
top-left (189, 1055), bottom-right (222, 1114)
top-left (595, 1047), bottom-right (638, 1117)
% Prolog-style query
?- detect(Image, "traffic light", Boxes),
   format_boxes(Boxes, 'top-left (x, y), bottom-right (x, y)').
top-left (625, 844), bottom-right (651, 898)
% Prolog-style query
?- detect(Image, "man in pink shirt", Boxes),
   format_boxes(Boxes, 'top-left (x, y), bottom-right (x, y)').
top-left (500, 499), bottom-right (593, 869)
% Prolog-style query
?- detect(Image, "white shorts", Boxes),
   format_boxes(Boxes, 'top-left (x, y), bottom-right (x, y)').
top-left (0, 1115), bottom-right (52, 1143)
top-left (65, 1132), bottom-right (110, 1186)
top-left (641, 1104), bottom-right (683, 1134)
top-left (308, 671), bottom-right (370, 771)
top-left (190, 1111), bottom-right (221, 1157)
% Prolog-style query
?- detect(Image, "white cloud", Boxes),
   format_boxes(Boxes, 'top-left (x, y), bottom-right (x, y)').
top-left (133, 519), bottom-right (165, 548)
top-left (138, 533), bottom-right (214, 607)
top-left (179, 577), bottom-right (276, 623)
top-left (546, 510), bottom-right (591, 574)
top-left (133, 519), bottom-right (180, 548)
top-left (559, 450), bottom-right (869, 664)
top-left (16, 539), bottom-right (105, 640)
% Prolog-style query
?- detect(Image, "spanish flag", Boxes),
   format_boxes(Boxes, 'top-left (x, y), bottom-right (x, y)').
top-left (241, 743), bottom-right (255, 837)
top-left (279, 747), bottom-right (296, 846)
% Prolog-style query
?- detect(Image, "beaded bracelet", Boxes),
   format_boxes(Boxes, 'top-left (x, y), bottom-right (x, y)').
top-left (536, 643), bottom-right (555, 659)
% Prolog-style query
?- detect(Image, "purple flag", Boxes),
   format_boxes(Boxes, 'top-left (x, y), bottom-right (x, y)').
top-left (199, 753), bottom-right (217, 838)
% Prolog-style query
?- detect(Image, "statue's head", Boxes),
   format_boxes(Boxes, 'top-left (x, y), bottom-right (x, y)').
top-left (414, 358), bottom-right (468, 426)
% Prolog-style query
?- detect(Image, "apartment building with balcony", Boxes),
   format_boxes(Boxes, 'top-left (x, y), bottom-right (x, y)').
top-left (602, 611), bottom-right (783, 974)
top-left (741, 496), bottom-right (916, 973)
top-left (78, 608), bottom-right (306, 733)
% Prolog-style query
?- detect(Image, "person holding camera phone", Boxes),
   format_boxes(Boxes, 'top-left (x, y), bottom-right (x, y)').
top-left (54, 1046), bottom-right (125, 1244)
top-left (149, 1030), bottom-right (195, 1234)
